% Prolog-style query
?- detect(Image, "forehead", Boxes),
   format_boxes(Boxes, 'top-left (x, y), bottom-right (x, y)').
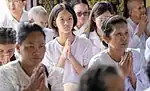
top-left (0, 44), bottom-right (15, 50)
top-left (23, 32), bottom-right (45, 43)
top-left (74, 3), bottom-right (88, 11)
top-left (96, 11), bottom-right (112, 18)
top-left (111, 23), bottom-right (127, 32)
top-left (133, 1), bottom-right (144, 8)
top-left (57, 9), bottom-right (72, 17)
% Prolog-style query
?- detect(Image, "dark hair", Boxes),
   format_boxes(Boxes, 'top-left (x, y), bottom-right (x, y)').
top-left (48, 3), bottom-right (77, 33)
top-left (79, 64), bottom-right (120, 91)
top-left (101, 15), bottom-right (127, 37)
top-left (0, 27), bottom-right (16, 44)
top-left (70, 0), bottom-right (89, 9)
top-left (147, 61), bottom-right (150, 81)
top-left (86, 1), bottom-right (114, 33)
top-left (17, 22), bottom-right (45, 44)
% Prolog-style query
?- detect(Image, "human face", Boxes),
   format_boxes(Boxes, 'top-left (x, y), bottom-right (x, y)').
top-left (6, 0), bottom-right (25, 15)
top-left (95, 11), bottom-right (112, 36)
top-left (34, 15), bottom-right (48, 28)
top-left (74, 3), bottom-right (89, 28)
top-left (0, 44), bottom-right (15, 63)
top-left (105, 74), bottom-right (124, 91)
top-left (131, 1), bottom-right (146, 21)
top-left (55, 9), bottom-right (74, 34)
top-left (17, 32), bottom-right (45, 67)
top-left (106, 23), bottom-right (129, 52)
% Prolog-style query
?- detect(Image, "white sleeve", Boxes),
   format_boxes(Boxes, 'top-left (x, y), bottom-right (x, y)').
top-left (0, 68), bottom-right (15, 91)
top-left (128, 24), bottom-right (141, 48)
top-left (145, 38), bottom-right (150, 62)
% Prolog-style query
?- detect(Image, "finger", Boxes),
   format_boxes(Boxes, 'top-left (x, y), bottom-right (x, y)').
top-left (120, 52), bottom-right (129, 65)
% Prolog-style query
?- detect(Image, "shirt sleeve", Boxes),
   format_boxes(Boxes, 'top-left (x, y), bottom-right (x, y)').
top-left (83, 40), bottom-right (94, 68)
top-left (125, 50), bottom-right (150, 91)
top-left (128, 24), bottom-right (141, 48)
top-left (42, 44), bottom-right (64, 91)
top-left (0, 68), bottom-right (15, 91)
top-left (145, 38), bottom-right (150, 62)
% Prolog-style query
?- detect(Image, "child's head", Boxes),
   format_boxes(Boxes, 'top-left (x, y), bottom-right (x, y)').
top-left (0, 27), bottom-right (16, 63)
top-left (28, 6), bottom-right (48, 28)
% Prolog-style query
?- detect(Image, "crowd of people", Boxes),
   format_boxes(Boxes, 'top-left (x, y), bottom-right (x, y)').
top-left (0, 0), bottom-right (150, 91)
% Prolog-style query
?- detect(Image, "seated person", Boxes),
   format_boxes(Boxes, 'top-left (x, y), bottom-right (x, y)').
top-left (0, 22), bottom-right (49, 91)
top-left (0, 27), bottom-right (16, 65)
top-left (28, 6), bottom-right (57, 43)
top-left (79, 64), bottom-right (124, 91)
top-left (88, 15), bottom-right (150, 91)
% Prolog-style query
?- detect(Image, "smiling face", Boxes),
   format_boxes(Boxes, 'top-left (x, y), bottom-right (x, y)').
top-left (55, 9), bottom-right (74, 34)
top-left (17, 32), bottom-right (45, 67)
top-left (105, 22), bottom-right (129, 52)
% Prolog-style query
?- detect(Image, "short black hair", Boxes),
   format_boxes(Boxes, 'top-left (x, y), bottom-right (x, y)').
top-left (48, 3), bottom-right (77, 33)
top-left (0, 27), bottom-right (16, 44)
top-left (70, 0), bottom-right (89, 9)
top-left (17, 22), bottom-right (45, 44)
top-left (79, 64), bottom-right (120, 91)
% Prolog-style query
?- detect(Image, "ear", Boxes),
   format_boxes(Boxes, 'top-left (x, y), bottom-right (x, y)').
top-left (23, 0), bottom-right (27, 6)
top-left (53, 20), bottom-right (57, 27)
top-left (102, 35), bottom-right (110, 44)
top-left (15, 44), bottom-right (20, 54)
top-left (92, 16), bottom-right (95, 22)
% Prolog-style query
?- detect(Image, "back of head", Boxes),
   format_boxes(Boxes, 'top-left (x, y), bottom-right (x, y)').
top-left (79, 64), bottom-right (123, 91)
top-left (17, 22), bottom-right (45, 44)
top-left (28, 6), bottom-right (48, 21)
top-left (0, 27), bottom-right (16, 44)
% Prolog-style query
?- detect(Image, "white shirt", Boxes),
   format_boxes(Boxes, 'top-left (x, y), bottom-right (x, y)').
top-left (0, 10), bottom-right (28, 32)
top-left (81, 31), bottom-right (106, 55)
top-left (88, 49), bottom-right (150, 91)
top-left (42, 36), bottom-right (93, 91)
top-left (73, 22), bottom-right (88, 36)
top-left (43, 28), bottom-right (57, 43)
top-left (0, 60), bottom-right (30, 91)
top-left (127, 18), bottom-right (147, 51)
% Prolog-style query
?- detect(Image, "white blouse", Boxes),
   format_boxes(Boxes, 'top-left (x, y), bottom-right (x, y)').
top-left (42, 36), bottom-right (93, 91)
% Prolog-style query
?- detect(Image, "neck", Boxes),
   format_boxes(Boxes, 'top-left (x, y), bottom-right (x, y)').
top-left (11, 11), bottom-right (23, 22)
top-left (19, 60), bottom-right (37, 77)
top-left (107, 48), bottom-right (125, 62)
top-left (130, 16), bottom-right (139, 25)
top-left (57, 32), bottom-right (74, 46)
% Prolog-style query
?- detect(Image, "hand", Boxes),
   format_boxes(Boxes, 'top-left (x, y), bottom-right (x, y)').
top-left (22, 63), bottom-right (46, 91)
top-left (119, 51), bottom-right (133, 77)
top-left (2, 56), bottom-right (10, 65)
top-left (138, 14), bottom-right (148, 36)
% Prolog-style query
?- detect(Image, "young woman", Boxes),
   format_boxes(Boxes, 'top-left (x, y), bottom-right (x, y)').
top-left (82, 1), bottom-right (114, 55)
top-left (0, 22), bottom-right (49, 91)
top-left (42, 3), bottom-right (93, 91)
top-left (88, 15), bottom-right (150, 91)
top-left (70, 0), bottom-right (89, 36)
top-left (0, 27), bottom-right (16, 65)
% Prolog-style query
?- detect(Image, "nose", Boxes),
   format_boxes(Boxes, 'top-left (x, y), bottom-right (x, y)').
top-left (64, 21), bottom-right (69, 25)
top-left (32, 47), bottom-right (41, 56)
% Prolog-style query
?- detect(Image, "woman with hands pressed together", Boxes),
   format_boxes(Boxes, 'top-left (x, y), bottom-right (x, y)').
top-left (42, 3), bottom-right (93, 91)
top-left (0, 22), bottom-right (49, 91)
top-left (88, 15), bottom-right (150, 91)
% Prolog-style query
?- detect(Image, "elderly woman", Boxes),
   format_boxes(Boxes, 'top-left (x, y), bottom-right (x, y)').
top-left (88, 15), bottom-right (150, 91)
top-left (0, 22), bottom-right (49, 91)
